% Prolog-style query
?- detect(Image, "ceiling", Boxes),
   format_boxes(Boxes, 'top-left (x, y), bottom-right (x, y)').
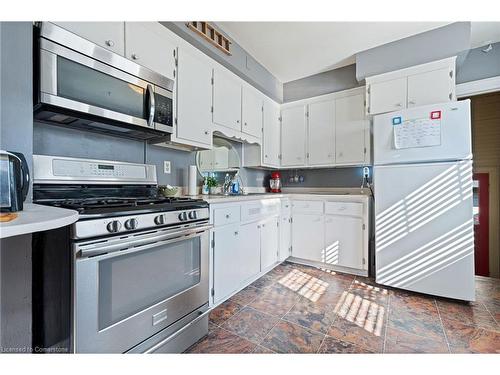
top-left (217, 22), bottom-right (500, 83)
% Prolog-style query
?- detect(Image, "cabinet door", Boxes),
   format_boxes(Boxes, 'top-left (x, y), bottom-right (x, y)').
top-left (324, 215), bottom-right (364, 269)
top-left (213, 223), bottom-right (240, 302)
top-left (368, 77), bottom-right (407, 115)
top-left (291, 214), bottom-right (324, 262)
top-left (260, 217), bottom-right (279, 271)
top-left (242, 86), bottom-right (263, 138)
top-left (176, 46), bottom-right (213, 146)
top-left (213, 147), bottom-right (229, 170)
top-left (53, 22), bottom-right (125, 55)
top-left (213, 68), bottom-right (242, 130)
top-left (407, 68), bottom-right (453, 108)
top-left (263, 98), bottom-right (281, 167)
top-left (335, 94), bottom-right (367, 165)
top-left (279, 215), bottom-right (292, 262)
top-left (308, 100), bottom-right (335, 165)
top-left (239, 222), bottom-right (261, 283)
top-left (281, 106), bottom-right (307, 167)
top-left (124, 22), bottom-right (176, 81)
top-left (198, 150), bottom-right (214, 171)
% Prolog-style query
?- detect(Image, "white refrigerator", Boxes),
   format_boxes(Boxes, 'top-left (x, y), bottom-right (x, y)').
top-left (373, 100), bottom-right (475, 301)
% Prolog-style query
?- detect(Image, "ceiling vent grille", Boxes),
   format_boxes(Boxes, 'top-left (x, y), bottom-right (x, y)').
top-left (186, 22), bottom-right (232, 55)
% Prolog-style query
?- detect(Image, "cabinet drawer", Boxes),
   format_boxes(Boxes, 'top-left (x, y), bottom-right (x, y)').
top-left (241, 199), bottom-right (280, 222)
top-left (325, 202), bottom-right (363, 217)
top-left (213, 206), bottom-right (240, 226)
top-left (292, 200), bottom-right (323, 214)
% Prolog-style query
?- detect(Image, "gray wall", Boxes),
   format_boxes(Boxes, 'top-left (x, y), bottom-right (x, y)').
top-left (456, 42), bottom-right (500, 84)
top-left (283, 64), bottom-right (360, 103)
top-left (0, 22), bottom-right (33, 351)
top-left (0, 22), bottom-right (33, 201)
top-left (161, 22), bottom-right (283, 103)
top-left (355, 22), bottom-right (471, 81)
top-left (33, 123), bottom-right (198, 187)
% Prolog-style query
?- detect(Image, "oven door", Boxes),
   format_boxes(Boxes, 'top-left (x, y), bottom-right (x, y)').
top-left (74, 223), bottom-right (211, 353)
top-left (37, 36), bottom-right (173, 135)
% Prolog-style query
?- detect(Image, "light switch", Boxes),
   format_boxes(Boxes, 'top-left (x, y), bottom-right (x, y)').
top-left (163, 161), bottom-right (171, 174)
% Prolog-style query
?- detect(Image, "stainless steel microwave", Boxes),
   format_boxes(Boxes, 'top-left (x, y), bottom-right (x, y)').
top-left (34, 23), bottom-right (174, 143)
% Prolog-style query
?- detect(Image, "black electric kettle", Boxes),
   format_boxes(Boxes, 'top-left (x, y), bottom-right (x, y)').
top-left (0, 150), bottom-right (30, 212)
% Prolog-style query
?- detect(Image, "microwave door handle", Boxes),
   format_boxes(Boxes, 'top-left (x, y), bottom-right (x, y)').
top-left (147, 84), bottom-right (155, 127)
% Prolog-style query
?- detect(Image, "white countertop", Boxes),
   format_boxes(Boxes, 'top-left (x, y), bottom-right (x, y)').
top-left (186, 189), bottom-right (371, 204)
top-left (0, 203), bottom-right (79, 239)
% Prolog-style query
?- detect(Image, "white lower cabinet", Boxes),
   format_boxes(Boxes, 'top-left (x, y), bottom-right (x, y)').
top-left (212, 223), bottom-right (241, 302)
top-left (260, 217), bottom-right (279, 271)
top-left (211, 200), bottom-right (281, 305)
top-left (291, 214), bottom-right (324, 262)
top-left (290, 197), bottom-right (369, 276)
top-left (239, 222), bottom-right (261, 282)
top-left (279, 214), bottom-right (292, 262)
top-left (324, 215), bottom-right (364, 269)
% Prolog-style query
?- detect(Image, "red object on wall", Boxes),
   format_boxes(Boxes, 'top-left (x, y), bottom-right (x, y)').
top-left (473, 173), bottom-right (489, 277)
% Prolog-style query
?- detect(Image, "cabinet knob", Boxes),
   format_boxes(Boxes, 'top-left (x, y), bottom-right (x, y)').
top-left (408, 100), bottom-right (416, 105)
top-left (226, 214), bottom-right (230, 219)
top-left (204, 130), bottom-right (209, 135)
top-left (395, 103), bottom-right (402, 107)
top-left (244, 122), bottom-right (247, 126)
top-left (236, 120), bottom-right (240, 124)
top-left (234, 231), bottom-right (239, 235)
top-left (131, 53), bottom-right (139, 60)
top-left (105, 39), bottom-right (114, 47)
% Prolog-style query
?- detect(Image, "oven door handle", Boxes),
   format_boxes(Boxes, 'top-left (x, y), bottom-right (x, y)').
top-left (77, 224), bottom-right (213, 259)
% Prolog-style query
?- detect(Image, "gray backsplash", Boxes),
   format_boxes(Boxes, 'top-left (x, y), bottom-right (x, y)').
top-left (280, 167), bottom-right (370, 188)
top-left (33, 123), bottom-right (269, 188)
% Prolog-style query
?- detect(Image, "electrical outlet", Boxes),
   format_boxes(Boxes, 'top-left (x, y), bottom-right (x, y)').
top-left (163, 161), bottom-right (171, 174)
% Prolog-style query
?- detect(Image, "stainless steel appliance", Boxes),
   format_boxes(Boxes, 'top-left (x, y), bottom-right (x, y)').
top-left (32, 155), bottom-right (211, 353)
top-left (34, 22), bottom-right (174, 143)
top-left (0, 150), bottom-right (30, 212)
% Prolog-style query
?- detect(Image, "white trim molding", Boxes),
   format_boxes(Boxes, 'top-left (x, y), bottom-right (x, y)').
top-left (456, 75), bottom-right (500, 98)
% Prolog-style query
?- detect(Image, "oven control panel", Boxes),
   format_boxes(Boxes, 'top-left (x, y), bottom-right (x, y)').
top-left (74, 208), bottom-right (210, 239)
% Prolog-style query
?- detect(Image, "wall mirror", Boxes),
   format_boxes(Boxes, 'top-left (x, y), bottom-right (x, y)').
top-left (195, 137), bottom-right (241, 174)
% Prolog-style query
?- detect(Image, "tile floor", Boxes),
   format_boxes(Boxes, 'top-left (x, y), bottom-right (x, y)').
top-left (185, 261), bottom-right (500, 354)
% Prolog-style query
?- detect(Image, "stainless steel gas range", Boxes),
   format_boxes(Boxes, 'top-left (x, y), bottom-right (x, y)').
top-left (32, 155), bottom-right (211, 353)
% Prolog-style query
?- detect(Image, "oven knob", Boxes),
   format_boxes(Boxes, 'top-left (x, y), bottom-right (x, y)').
top-left (188, 211), bottom-right (197, 220)
top-left (106, 220), bottom-right (121, 233)
top-left (178, 212), bottom-right (188, 221)
top-left (154, 215), bottom-right (165, 225)
top-left (124, 218), bottom-right (138, 230)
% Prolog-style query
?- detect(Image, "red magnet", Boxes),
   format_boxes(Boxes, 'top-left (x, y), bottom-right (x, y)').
top-left (430, 110), bottom-right (441, 119)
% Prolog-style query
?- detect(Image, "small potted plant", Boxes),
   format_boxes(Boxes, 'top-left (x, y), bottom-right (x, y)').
top-left (206, 177), bottom-right (219, 195)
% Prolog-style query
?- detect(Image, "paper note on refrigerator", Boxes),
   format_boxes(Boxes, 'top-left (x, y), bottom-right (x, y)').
top-left (393, 118), bottom-right (441, 149)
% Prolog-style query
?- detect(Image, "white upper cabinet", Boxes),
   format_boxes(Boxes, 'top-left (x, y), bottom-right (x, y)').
top-left (307, 100), bottom-right (335, 166)
top-left (325, 215), bottom-right (364, 270)
top-left (335, 93), bottom-right (368, 165)
top-left (213, 68), bottom-right (242, 131)
top-left (242, 85), bottom-right (263, 138)
top-left (175, 46), bottom-right (213, 146)
top-left (260, 217), bottom-right (279, 271)
top-left (366, 57), bottom-right (456, 115)
top-left (368, 77), bottom-right (407, 115)
top-left (53, 22), bottom-right (125, 55)
top-left (124, 22), bottom-right (176, 81)
top-left (281, 105), bottom-right (307, 167)
top-left (263, 98), bottom-right (281, 167)
top-left (407, 68), bottom-right (453, 108)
